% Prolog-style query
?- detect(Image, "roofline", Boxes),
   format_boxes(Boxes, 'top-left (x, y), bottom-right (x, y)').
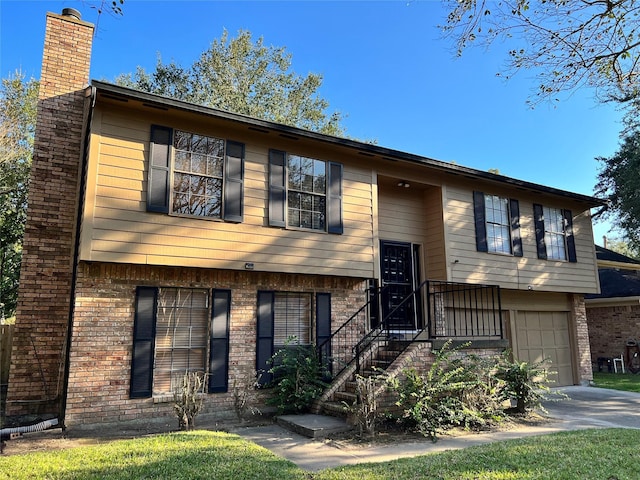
top-left (585, 296), bottom-right (640, 307)
top-left (91, 80), bottom-right (606, 207)
top-left (598, 260), bottom-right (640, 270)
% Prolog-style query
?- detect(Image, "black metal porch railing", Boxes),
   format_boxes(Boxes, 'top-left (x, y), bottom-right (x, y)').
top-left (318, 279), bottom-right (502, 381)
top-left (316, 284), bottom-right (387, 380)
top-left (426, 280), bottom-right (503, 339)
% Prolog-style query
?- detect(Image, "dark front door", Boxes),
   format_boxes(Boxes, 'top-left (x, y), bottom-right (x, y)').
top-left (380, 241), bottom-right (419, 330)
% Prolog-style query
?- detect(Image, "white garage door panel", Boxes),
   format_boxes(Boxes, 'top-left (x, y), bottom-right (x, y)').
top-left (516, 311), bottom-right (573, 387)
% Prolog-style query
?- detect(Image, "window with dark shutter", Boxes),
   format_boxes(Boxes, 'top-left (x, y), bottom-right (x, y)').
top-left (563, 209), bottom-right (577, 263)
top-left (148, 126), bottom-right (172, 213)
top-left (256, 291), bottom-right (275, 386)
top-left (148, 126), bottom-right (244, 222)
top-left (268, 149), bottom-right (343, 233)
top-left (533, 203), bottom-right (547, 260)
top-left (268, 150), bottom-right (287, 227)
top-left (130, 287), bottom-right (158, 398)
top-left (509, 199), bottom-right (523, 257)
top-left (209, 289), bottom-right (231, 393)
top-left (473, 191), bottom-right (488, 253)
top-left (223, 141), bottom-right (244, 222)
top-left (316, 293), bottom-right (332, 377)
top-left (327, 163), bottom-right (343, 234)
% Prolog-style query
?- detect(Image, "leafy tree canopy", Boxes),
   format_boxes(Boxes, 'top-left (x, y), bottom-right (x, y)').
top-left (441, 0), bottom-right (640, 105)
top-left (595, 130), bottom-right (640, 251)
top-left (115, 29), bottom-right (345, 136)
top-left (0, 72), bottom-right (38, 320)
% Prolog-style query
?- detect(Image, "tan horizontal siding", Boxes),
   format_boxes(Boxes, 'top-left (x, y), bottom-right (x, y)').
top-left (444, 185), bottom-right (598, 293)
top-left (80, 107), bottom-right (375, 278)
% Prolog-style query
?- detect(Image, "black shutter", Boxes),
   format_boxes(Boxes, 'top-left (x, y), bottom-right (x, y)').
top-left (316, 293), bottom-right (332, 376)
top-left (223, 141), bottom-right (244, 223)
top-left (533, 203), bottom-right (547, 260)
top-left (148, 126), bottom-right (172, 213)
top-left (473, 191), bottom-right (488, 252)
top-left (209, 289), bottom-right (231, 393)
top-left (327, 162), bottom-right (343, 234)
top-left (256, 291), bottom-right (275, 386)
top-left (130, 287), bottom-right (157, 398)
top-left (268, 150), bottom-right (286, 227)
top-left (509, 199), bottom-right (523, 257)
top-left (563, 209), bottom-right (577, 262)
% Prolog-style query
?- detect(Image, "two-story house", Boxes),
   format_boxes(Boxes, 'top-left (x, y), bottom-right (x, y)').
top-left (6, 9), bottom-right (602, 429)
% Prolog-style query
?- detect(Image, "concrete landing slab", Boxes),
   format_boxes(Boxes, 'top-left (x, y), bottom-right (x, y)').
top-left (277, 413), bottom-right (352, 438)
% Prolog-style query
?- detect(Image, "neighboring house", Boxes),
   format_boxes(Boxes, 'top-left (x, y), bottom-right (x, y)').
top-left (585, 245), bottom-right (640, 371)
top-left (6, 9), bottom-right (603, 429)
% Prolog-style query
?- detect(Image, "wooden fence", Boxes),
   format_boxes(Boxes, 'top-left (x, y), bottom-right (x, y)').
top-left (1, 324), bottom-right (14, 389)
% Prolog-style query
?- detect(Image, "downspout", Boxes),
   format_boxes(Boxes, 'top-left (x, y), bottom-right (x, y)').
top-left (59, 85), bottom-right (97, 430)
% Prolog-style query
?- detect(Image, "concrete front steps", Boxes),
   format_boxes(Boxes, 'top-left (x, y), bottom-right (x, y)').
top-left (276, 413), bottom-right (352, 439)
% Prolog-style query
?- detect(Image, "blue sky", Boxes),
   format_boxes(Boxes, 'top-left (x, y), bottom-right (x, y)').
top-left (1, 0), bottom-right (624, 244)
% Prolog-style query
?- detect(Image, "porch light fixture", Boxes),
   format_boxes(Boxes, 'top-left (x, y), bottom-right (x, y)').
top-left (397, 181), bottom-right (410, 188)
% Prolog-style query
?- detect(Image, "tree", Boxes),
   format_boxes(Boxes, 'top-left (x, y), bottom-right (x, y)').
top-left (604, 237), bottom-right (640, 259)
top-left (595, 130), bottom-right (640, 251)
top-left (115, 29), bottom-right (345, 136)
top-left (441, 0), bottom-right (640, 104)
top-left (0, 72), bottom-right (38, 320)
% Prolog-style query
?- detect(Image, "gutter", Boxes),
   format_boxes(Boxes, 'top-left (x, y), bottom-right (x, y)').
top-left (584, 296), bottom-right (640, 307)
top-left (59, 85), bottom-right (97, 430)
top-left (91, 80), bottom-right (605, 208)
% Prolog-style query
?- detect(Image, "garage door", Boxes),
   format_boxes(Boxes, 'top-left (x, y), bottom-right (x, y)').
top-left (515, 311), bottom-right (573, 386)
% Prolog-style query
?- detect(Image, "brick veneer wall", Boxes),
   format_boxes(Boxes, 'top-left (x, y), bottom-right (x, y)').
top-left (6, 12), bottom-right (94, 417)
top-left (586, 304), bottom-right (640, 365)
top-left (571, 294), bottom-right (593, 383)
top-left (64, 261), bottom-right (367, 428)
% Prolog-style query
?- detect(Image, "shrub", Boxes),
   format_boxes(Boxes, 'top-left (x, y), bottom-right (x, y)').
top-left (266, 340), bottom-right (329, 414)
top-left (173, 371), bottom-right (206, 430)
top-left (496, 352), bottom-right (552, 414)
top-left (389, 341), bottom-right (504, 440)
top-left (232, 368), bottom-right (262, 423)
top-left (346, 373), bottom-right (384, 437)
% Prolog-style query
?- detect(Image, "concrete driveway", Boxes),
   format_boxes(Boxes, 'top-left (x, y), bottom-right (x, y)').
top-left (235, 386), bottom-right (640, 471)
top-left (543, 385), bottom-right (640, 429)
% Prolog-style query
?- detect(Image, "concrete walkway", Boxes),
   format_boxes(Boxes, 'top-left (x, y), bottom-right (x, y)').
top-left (234, 386), bottom-right (640, 471)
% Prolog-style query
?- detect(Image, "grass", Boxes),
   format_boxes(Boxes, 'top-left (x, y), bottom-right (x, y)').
top-left (592, 371), bottom-right (640, 393)
top-left (2, 428), bottom-right (640, 479)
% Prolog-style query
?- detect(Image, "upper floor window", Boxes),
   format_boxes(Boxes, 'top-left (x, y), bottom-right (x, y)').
top-left (534, 204), bottom-right (577, 262)
top-left (473, 191), bottom-right (522, 256)
top-left (172, 131), bottom-right (225, 218)
top-left (484, 195), bottom-right (512, 254)
top-left (147, 125), bottom-right (245, 222)
top-left (268, 149), bottom-right (343, 234)
top-left (288, 156), bottom-right (327, 230)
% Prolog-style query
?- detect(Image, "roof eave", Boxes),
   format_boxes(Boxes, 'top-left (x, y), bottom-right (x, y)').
top-left (90, 80), bottom-right (606, 208)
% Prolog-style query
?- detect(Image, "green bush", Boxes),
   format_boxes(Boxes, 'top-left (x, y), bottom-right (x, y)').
top-left (496, 352), bottom-right (552, 414)
top-left (389, 341), bottom-right (504, 440)
top-left (266, 340), bottom-right (329, 414)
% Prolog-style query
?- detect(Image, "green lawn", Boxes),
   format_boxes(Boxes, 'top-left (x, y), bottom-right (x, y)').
top-left (592, 371), bottom-right (640, 393)
top-left (2, 428), bottom-right (640, 480)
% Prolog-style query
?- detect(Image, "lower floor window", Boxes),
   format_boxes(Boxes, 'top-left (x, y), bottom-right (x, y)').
top-left (130, 287), bottom-right (231, 399)
top-left (273, 292), bottom-right (312, 347)
top-left (154, 288), bottom-right (209, 395)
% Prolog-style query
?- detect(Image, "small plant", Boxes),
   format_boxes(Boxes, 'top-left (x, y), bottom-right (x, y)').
top-left (496, 352), bottom-right (551, 414)
top-left (346, 374), bottom-right (383, 437)
top-left (173, 371), bottom-right (206, 430)
top-left (232, 368), bottom-right (262, 423)
top-left (266, 339), bottom-right (329, 414)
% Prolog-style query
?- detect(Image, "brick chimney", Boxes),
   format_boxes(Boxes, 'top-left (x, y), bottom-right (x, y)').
top-left (6, 9), bottom-right (94, 419)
